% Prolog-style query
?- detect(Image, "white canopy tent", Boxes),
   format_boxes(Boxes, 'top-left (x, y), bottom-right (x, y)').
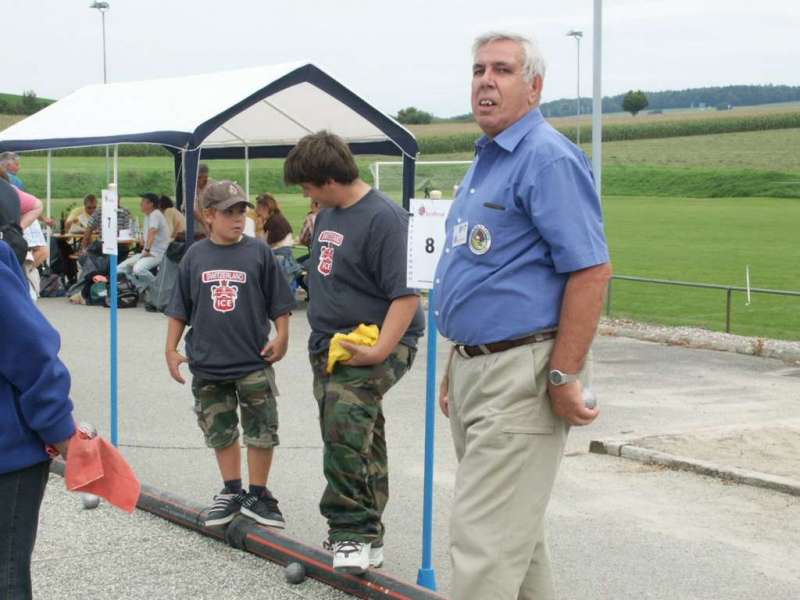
top-left (0, 61), bottom-right (420, 230)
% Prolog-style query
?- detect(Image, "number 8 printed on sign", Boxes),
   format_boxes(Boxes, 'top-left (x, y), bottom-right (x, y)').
top-left (407, 198), bottom-right (452, 290)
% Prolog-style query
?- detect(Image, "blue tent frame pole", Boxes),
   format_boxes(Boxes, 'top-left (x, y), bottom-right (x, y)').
top-left (110, 145), bottom-right (120, 446)
top-left (183, 149), bottom-right (200, 247)
top-left (417, 288), bottom-right (438, 590)
top-left (110, 250), bottom-right (118, 446)
top-left (173, 151), bottom-right (184, 212)
top-left (401, 153), bottom-right (438, 589)
top-left (401, 154), bottom-right (415, 211)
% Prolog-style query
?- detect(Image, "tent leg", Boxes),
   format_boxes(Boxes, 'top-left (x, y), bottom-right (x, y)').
top-left (113, 145), bottom-right (119, 186)
top-left (46, 150), bottom-right (52, 265)
top-left (245, 145), bottom-right (250, 200)
top-left (402, 154), bottom-right (416, 211)
top-left (183, 149), bottom-right (201, 248)
top-left (174, 152), bottom-right (184, 212)
top-left (46, 150), bottom-right (52, 222)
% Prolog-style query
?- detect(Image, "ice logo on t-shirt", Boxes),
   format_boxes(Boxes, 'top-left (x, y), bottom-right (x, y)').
top-left (317, 230), bottom-right (344, 277)
top-left (202, 270), bottom-right (247, 313)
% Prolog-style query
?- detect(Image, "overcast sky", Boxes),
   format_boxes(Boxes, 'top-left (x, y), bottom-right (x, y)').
top-left (5, 0), bottom-right (799, 117)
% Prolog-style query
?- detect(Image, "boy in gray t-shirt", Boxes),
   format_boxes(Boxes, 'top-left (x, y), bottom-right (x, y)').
top-left (284, 131), bottom-right (424, 574)
top-left (165, 181), bottom-right (294, 529)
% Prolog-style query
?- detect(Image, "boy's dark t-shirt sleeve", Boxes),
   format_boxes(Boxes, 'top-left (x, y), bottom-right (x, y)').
top-left (165, 247), bottom-right (193, 323)
top-left (367, 208), bottom-right (417, 301)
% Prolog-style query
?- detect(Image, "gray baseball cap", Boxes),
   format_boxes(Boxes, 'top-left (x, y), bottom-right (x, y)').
top-left (201, 180), bottom-right (254, 210)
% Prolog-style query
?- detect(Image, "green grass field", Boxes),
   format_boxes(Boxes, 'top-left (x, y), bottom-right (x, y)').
top-left (603, 195), bottom-right (800, 340)
top-left (601, 128), bottom-right (800, 171)
top-left (42, 191), bottom-right (800, 340)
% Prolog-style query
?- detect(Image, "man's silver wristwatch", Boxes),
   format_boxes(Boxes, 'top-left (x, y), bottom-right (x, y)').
top-left (548, 369), bottom-right (579, 386)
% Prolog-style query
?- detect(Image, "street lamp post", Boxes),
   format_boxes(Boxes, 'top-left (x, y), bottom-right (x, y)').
top-left (90, 1), bottom-right (110, 183)
top-left (566, 30), bottom-right (583, 145)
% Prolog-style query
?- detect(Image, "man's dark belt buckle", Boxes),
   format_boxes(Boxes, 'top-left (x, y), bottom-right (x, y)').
top-left (455, 330), bottom-right (557, 358)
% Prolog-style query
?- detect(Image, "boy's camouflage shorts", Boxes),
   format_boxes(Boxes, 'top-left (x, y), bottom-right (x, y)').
top-left (191, 367), bottom-right (280, 449)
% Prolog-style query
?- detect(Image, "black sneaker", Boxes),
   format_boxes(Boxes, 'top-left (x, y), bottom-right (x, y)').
top-left (239, 489), bottom-right (286, 528)
top-left (203, 490), bottom-right (243, 527)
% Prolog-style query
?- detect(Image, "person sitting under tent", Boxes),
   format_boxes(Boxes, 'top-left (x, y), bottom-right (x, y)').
top-left (22, 220), bottom-right (49, 300)
top-left (158, 195), bottom-right (186, 241)
top-left (80, 202), bottom-right (132, 250)
top-left (0, 151), bottom-right (25, 191)
top-left (64, 194), bottom-right (98, 233)
top-left (256, 193), bottom-right (303, 288)
top-left (187, 163), bottom-right (213, 240)
top-left (117, 193), bottom-right (170, 294)
top-left (297, 197), bottom-right (320, 260)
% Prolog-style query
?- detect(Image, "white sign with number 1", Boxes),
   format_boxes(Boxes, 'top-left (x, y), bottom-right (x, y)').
top-left (407, 198), bottom-right (453, 290)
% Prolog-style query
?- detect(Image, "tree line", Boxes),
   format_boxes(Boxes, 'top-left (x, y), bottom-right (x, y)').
top-left (0, 90), bottom-right (52, 115)
top-left (393, 84), bottom-right (800, 123)
top-left (540, 84), bottom-right (800, 117)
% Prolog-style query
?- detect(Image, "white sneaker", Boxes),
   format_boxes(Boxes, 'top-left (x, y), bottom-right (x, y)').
top-left (332, 540), bottom-right (371, 574)
top-left (369, 545), bottom-right (384, 568)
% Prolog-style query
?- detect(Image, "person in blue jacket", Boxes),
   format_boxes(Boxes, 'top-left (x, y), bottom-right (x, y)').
top-left (0, 239), bottom-right (76, 599)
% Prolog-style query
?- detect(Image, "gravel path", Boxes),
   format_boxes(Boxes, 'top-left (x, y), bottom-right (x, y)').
top-left (600, 318), bottom-right (800, 364)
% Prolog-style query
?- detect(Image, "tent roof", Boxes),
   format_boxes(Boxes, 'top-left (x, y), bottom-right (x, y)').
top-left (0, 62), bottom-right (417, 158)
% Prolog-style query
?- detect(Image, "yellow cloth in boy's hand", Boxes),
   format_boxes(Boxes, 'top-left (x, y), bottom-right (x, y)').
top-left (326, 324), bottom-right (380, 374)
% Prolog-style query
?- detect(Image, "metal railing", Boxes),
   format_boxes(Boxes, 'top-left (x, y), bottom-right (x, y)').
top-left (606, 275), bottom-right (800, 333)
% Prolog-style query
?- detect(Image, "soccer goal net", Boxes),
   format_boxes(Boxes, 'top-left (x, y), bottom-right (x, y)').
top-left (370, 160), bottom-right (473, 201)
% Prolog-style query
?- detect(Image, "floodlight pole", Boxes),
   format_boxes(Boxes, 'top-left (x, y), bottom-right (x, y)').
top-left (592, 0), bottom-right (603, 192)
top-left (90, 1), bottom-right (111, 183)
top-left (566, 30), bottom-right (583, 145)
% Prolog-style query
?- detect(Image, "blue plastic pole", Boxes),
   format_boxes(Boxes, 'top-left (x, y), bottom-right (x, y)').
top-left (417, 289), bottom-right (438, 591)
top-left (110, 253), bottom-right (118, 447)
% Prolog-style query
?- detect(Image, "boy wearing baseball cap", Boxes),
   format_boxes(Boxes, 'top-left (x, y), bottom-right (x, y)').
top-left (165, 181), bottom-right (294, 528)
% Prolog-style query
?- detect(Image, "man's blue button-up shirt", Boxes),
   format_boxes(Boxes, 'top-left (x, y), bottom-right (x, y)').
top-left (434, 108), bottom-right (609, 345)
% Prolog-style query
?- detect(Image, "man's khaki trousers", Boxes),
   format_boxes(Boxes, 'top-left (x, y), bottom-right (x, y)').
top-left (447, 340), bottom-right (590, 600)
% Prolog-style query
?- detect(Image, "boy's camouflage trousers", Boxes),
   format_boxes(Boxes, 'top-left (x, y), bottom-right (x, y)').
top-left (310, 344), bottom-right (415, 544)
top-left (191, 367), bottom-right (280, 449)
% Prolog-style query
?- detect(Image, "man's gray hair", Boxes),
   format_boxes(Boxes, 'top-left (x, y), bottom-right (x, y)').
top-left (0, 151), bottom-right (19, 166)
top-left (472, 32), bottom-right (547, 82)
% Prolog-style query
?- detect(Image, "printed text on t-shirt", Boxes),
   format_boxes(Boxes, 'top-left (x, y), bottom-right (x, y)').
top-left (317, 230), bottom-right (344, 277)
top-left (202, 270), bottom-right (247, 313)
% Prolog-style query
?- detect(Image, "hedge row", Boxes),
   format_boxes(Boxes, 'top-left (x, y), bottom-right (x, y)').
top-left (22, 165), bottom-right (302, 201)
top-left (23, 163), bottom-right (800, 202)
top-left (418, 111), bottom-right (800, 152)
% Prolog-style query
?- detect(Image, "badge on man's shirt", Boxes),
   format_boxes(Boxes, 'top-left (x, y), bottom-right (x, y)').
top-left (453, 222), bottom-right (468, 247)
top-left (469, 224), bottom-right (491, 255)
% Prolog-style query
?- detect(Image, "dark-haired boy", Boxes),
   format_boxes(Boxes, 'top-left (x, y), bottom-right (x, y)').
top-left (284, 131), bottom-right (424, 573)
top-left (165, 181), bottom-right (294, 528)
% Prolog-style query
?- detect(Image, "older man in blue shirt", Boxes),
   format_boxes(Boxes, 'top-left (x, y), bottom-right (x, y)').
top-left (435, 32), bottom-right (612, 600)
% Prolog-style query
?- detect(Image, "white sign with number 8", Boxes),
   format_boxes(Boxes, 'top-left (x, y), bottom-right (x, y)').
top-left (407, 198), bottom-right (453, 290)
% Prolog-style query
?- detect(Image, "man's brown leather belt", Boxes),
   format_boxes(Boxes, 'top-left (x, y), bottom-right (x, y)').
top-left (454, 330), bottom-right (557, 358)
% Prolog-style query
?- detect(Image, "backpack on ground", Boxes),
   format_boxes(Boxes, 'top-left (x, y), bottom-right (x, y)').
top-left (39, 269), bottom-right (66, 297)
top-left (104, 272), bottom-right (139, 309)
